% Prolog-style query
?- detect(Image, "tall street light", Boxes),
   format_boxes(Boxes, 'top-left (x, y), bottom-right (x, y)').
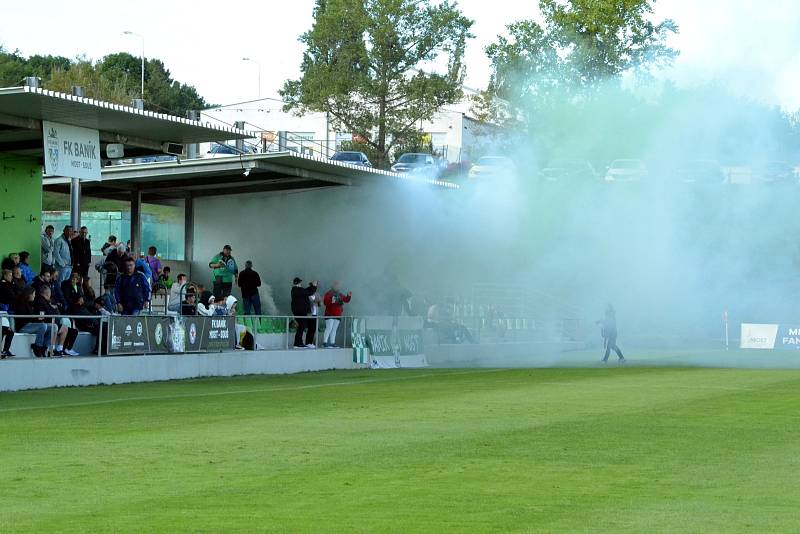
top-left (123, 31), bottom-right (145, 99)
top-left (242, 57), bottom-right (261, 98)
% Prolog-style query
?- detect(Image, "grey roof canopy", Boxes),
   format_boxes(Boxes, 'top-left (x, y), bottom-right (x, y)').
top-left (0, 85), bottom-right (251, 157)
top-left (42, 152), bottom-right (458, 203)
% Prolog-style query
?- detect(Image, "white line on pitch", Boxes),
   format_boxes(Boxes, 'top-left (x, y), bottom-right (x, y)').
top-left (0, 369), bottom-right (512, 414)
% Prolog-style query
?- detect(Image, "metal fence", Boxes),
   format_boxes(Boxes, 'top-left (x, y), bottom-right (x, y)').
top-left (0, 311), bottom-right (583, 360)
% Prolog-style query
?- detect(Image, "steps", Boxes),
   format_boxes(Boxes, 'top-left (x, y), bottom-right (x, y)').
top-left (7, 332), bottom-right (97, 358)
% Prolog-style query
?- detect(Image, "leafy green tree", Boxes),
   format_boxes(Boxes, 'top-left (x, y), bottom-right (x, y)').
top-left (282, 0), bottom-right (473, 168)
top-left (0, 47), bottom-right (208, 115)
top-left (0, 47), bottom-right (71, 87)
top-left (478, 0), bottom-right (678, 163)
top-left (96, 53), bottom-right (208, 115)
top-left (143, 58), bottom-right (208, 116)
top-left (96, 52), bottom-right (142, 95)
top-left (0, 47), bottom-right (28, 87)
top-left (47, 61), bottom-right (136, 104)
top-left (485, 0), bottom-right (678, 105)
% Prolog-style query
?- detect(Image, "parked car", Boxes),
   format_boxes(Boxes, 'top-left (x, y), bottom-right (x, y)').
top-left (330, 151), bottom-right (372, 167)
top-left (468, 156), bottom-right (516, 179)
top-left (753, 161), bottom-right (795, 184)
top-left (391, 153), bottom-right (437, 174)
top-left (604, 159), bottom-right (648, 182)
top-left (539, 159), bottom-right (597, 182)
top-left (205, 143), bottom-right (257, 158)
top-left (675, 159), bottom-right (725, 185)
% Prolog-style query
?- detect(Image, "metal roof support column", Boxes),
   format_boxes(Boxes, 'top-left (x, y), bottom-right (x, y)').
top-left (184, 194), bottom-right (194, 266)
top-left (130, 189), bottom-right (142, 256)
top-left (69, 177), bottom-right (81, 230)
top-left (234, 121), bottom-right (245, 152)
top-left (186, 110), bottom-right (199, 159)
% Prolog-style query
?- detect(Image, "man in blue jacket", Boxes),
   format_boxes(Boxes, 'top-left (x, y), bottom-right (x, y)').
top-left (114, 257), bottom-right (150, 315)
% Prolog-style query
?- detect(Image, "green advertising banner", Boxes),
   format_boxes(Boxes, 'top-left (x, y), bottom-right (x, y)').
top-left (109, 316), bottom-right (235, 355)
top-left (366, 329), bottom-right (394, 357)
top-left (184, 316), bottom-right (236, 352)
top-left (108, 316), bottom-right (151, 355)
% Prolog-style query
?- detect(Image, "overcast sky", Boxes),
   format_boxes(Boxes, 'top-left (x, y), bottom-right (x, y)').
top-left (2, 0), bottom-right (799, 110)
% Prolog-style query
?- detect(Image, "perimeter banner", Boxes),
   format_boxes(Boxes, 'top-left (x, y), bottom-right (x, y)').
top-left (397, 316), bottom-right (424, 356)
top-left (108, 316), bottom-right (151, 355)
top-left (364, 316), bottom-right (427, 367)
top-left (109, 316), bottom-right (235, 355)
top-left (183, 316), bottom-right (236, 352)
top-left (740, 323), bottom-right (780, 349)
top-left (365, 316), bottom-right (395, 357)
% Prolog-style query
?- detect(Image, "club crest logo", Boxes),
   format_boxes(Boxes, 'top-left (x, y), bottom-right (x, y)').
top-left (154, 323), bottom-right (163, 346)
top-left (45, 126), bottom-right (59, 173)
top-left (189, 322), bottom-right (197, 345)
top-left (136, 321), bottom-right (143, 337)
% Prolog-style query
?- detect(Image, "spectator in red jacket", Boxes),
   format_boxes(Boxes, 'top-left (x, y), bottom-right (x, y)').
top-left (322, 282), bottom-right (352, 348)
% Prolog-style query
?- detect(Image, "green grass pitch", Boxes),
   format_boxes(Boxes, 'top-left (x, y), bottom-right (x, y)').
top-left (2, 366), bottom-right (800, 532)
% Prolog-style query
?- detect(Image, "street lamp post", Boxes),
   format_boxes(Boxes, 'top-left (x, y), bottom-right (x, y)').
top-left (242, 57), bottom-right (261, 98)
top-left (123, 31), bottom-right (145, 99)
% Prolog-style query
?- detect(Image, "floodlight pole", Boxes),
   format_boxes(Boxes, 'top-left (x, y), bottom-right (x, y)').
top-left (124, 31), bottom-right (145, 98)
top-left (724, 310), bottom-right (730, 351)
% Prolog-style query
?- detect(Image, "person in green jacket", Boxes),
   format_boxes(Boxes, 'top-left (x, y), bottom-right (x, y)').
top-left (208, 245), bottom-right (238, 299)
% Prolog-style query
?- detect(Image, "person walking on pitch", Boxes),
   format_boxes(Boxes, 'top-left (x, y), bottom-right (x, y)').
top-left (599, 304), bottom-right (625, 364)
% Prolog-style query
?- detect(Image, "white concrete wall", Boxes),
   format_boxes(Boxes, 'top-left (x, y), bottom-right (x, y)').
top-left (0, 349), bottom-right (354, 392)
top-left (190, 181), bottom-right (479, 316)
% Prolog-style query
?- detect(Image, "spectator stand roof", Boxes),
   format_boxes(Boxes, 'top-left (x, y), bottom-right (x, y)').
top-left (0, 85), bottom-right (251, 158)
top-left (43, 152), bottom-right (459, 203)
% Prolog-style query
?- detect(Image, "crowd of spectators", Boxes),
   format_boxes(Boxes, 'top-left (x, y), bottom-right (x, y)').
top-left (290, 277), bottom-right (352, 349)
top-left (1, 252), bottom-right (105, 358)
top-left (1, 230), bottom-right (360, 357)
top-left (0, 225), bottom-right (174, 358)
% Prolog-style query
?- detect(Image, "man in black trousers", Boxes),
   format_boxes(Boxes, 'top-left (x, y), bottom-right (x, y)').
top-left (72, 226), bottom-right (92, 278)
top-left (291, 277), bottom-right (317, 349)
top-left (599, 304), bottom-right (625, 364)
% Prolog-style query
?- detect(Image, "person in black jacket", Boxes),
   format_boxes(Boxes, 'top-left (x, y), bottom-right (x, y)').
top-left (0, 317), bottom-right (13, 358)
top-left (14, 286), bottom-right (55, 358)
top-left (237, 260), bottom-right (262, 315)
top-left (61, 271), bottom-right (84, 306)
top-left (0, 270), bottom-right (14, 357)
top-left (72, 226), bottom-right (92, 278)
top-left (599, 304), bottom-right (625, 364)
top-left (291, 277), bottom-right (317, 349)
top-left (34, 285), bottom-right (80, 357)
top-left (0, 269), bottom-right (18, 310)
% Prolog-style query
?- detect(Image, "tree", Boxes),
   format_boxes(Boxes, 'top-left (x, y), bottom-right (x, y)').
top-left (0, 47), bottom-right (209, 116)
top-left (96, 53), bottom-right (209, 115)
top-left (282, 0), bottom-right (473, 168)
top-left (478, 0), bottom-right (678, 163)
top-left (0, 47), bottom-right (71, 87)
top-left (47, 61), bottom-right (136, 104)
top-left (485, 0), bottom-right (678, 105)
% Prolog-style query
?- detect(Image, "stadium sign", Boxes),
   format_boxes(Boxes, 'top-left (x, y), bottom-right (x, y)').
top-left (42, 120), bottom-right (101, 180)
top-left (364, 316), bottom-right (427, 367)
top-left (109, 316), bottom-right (234, 355)
top-left (740, 323), bottom-right (800, 350)
top-left (183, 316), bottom-right (236, 352)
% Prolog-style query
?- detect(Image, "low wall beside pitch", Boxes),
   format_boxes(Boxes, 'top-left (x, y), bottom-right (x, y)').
top-left (0, 349), bottom-right (354, 392)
